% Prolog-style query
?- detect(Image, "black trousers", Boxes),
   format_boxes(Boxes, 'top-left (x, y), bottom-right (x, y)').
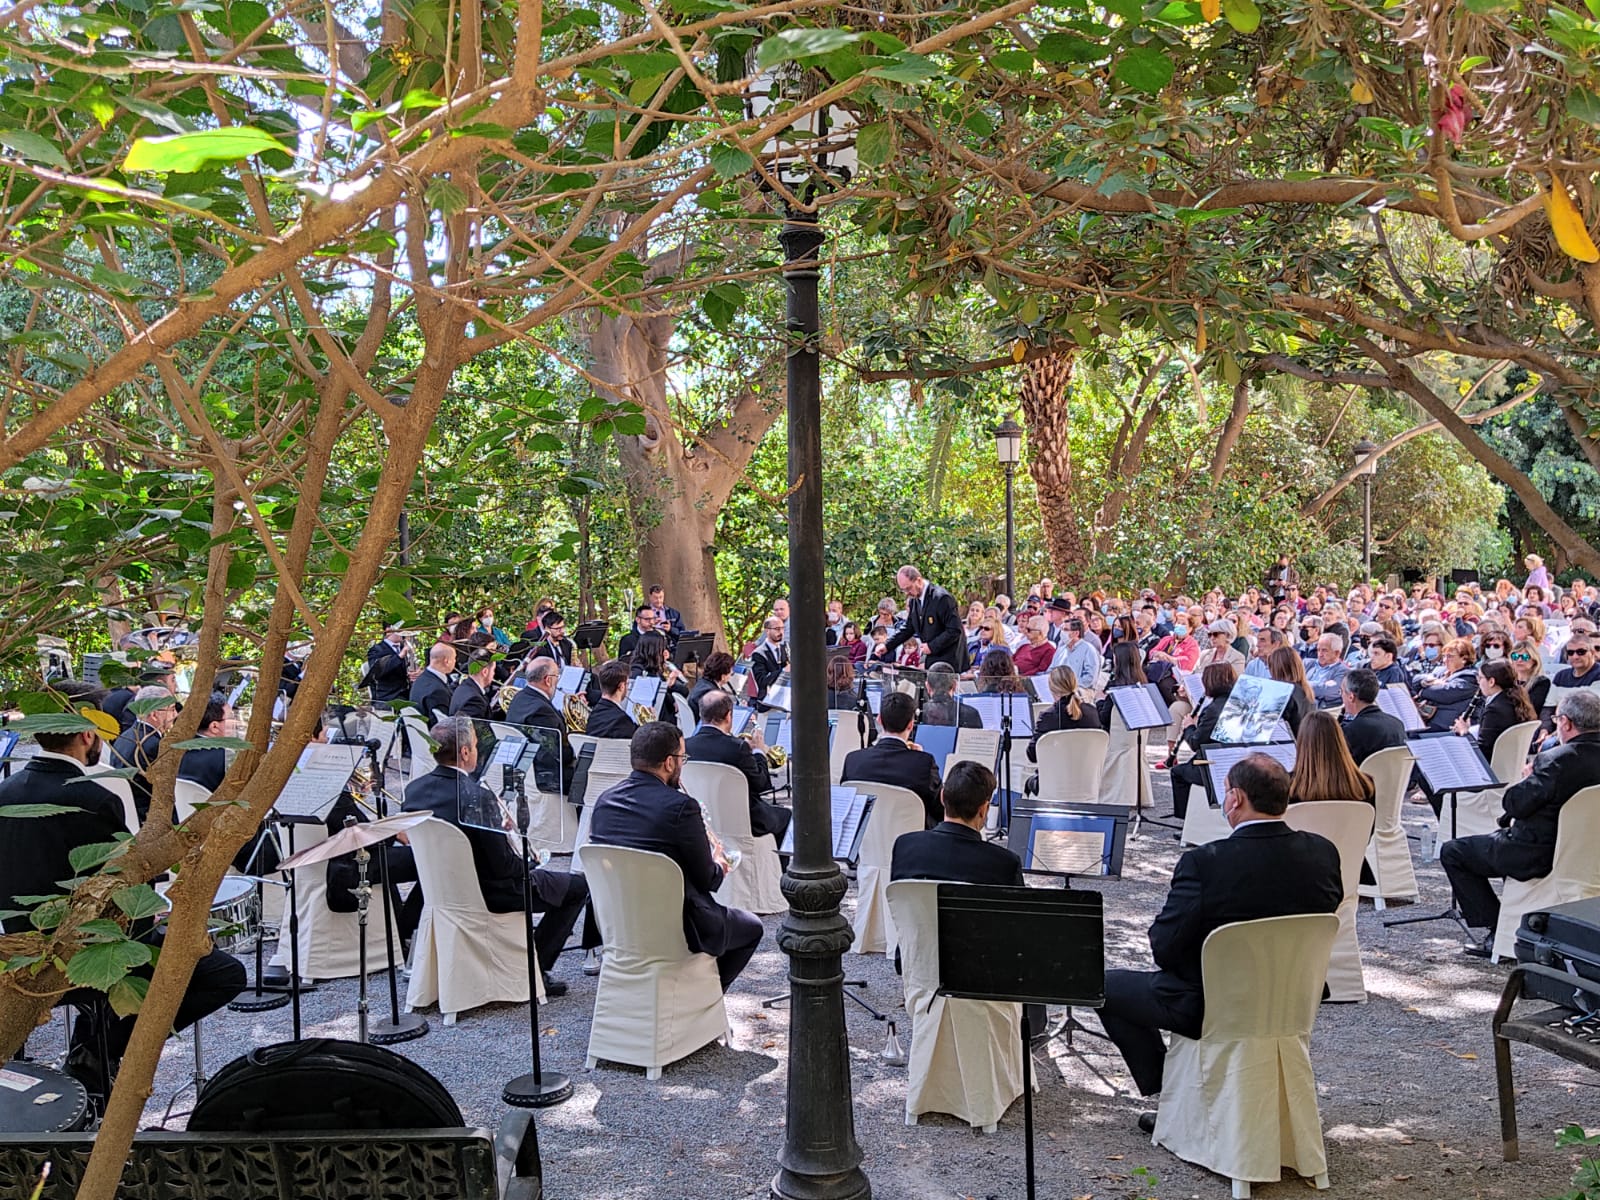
top-left (72, 945), bottom-right (247, 1061)
top-left (1440, 832), bottom-right (1553, 932)
top-left (717, 906), bottom-right (766, 992)
top-left (1170, 762), bottom-right (1206, 820)
top-left (529, 868), bottom-right (596, 975)
top-left (1097, 969), bottom-right (1199, 1097)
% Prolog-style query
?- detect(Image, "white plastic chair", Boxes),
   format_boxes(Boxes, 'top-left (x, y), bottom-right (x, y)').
top-left (84, 766), bottom-right (139, 834)
top-left (829, 710), bottom-right (866, 787)
top-left (403, 816), bottom-right (542, 1023)
top-left (173, 778), bottom-right (212, 823)
top-left (268, 820), bottom-right (395, 984)
top-left (1437, 720), bottom-right (1540, 853)
top-left (1153, 913), bottom-right (1340, 1198)
top-left (575, 844), bottom-right (729, 1079)
top-left (1357, 746), bottom-right (1418, 909)
top-left (886, 880), bottom-right (1022, 1132)
top-left (1283, 801), bottom-right (1376, 1003)
top-left (1492, 784), bottom-right (1600, 961)
top-left (401, 715), bottom-right (436, 785)
top-left (1033, 729), bottom-right (1110, 806)
top-left (682, 760), bottom-right (785, 915)
top-left (847, 783), bottom-right (927, 956)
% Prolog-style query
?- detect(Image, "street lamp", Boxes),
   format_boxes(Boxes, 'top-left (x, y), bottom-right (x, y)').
top-left (993, 416), bottom-right (1023, 602)
top-left (1352, 438), bottom-right (1379, 583)
top-left (748, 68), bottom-right (869, 1200)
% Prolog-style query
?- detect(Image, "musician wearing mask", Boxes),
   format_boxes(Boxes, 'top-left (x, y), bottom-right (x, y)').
top-left (110, 685), bottom-right (176, 821)
top-left (589, 722), bottom-right (765, 991)
top-left (686, 691), bottom-right (789, 842)
top-left (409, 642), bottom-right (455, 722)
top-left (687, 651), bottom-right (737, 721)
top-left (843, 692), bottom-right (943, 829)
top-left (584, 659), bottom-right (640, 741)
top-left (751, 617), bottom-right (789, 701)
top-left (505, 657), bottom-right (576, 793)
top-left (448, 648), bottom-right (499, 720)
top-left (527, 609), bottom-right (576, 668)
top-left (647, 585), bottom-right (686, 641)
top-left (884, 565), bottom-right (968, 672)
top-left (365, 623), bottom-right (413, 703)
top-left (402, 720), bottom-right (593, 995)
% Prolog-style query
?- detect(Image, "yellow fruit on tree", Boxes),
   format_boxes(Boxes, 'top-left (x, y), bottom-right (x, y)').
top-left (1546, 175), bottom-right (1600, 264)
top-left (1202, 0), bottom-right (1220, 21)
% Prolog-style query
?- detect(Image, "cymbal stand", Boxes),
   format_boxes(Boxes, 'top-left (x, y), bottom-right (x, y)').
top-left (362, 735), bottom-right (428, 1045)
top-left (352, 823), bottom-right (372, 1044)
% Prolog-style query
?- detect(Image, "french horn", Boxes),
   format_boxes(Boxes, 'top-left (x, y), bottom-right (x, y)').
top-left (563, 692), bottom-right (591, 733)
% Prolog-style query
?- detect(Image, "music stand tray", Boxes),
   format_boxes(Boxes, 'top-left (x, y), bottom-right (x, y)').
top-left (573, 621), bottom-right (608, 651)
top-left (672, 634), bottom-right (714, 669)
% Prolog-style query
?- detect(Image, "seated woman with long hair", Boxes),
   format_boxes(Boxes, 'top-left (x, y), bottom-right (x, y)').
top-left (1028, 664), bottom-right (1102, 761)
top-left (629, 631), bottom-right (688, 724)
top-left (686, 649), bottom-right (735, 720)
top-left (1288, 710), bottom-right (1374, 805)
top-left (1266, 646), bottom-right (1315, 736)
top-left (975, 647), bottom-right (1029, 694)
top-left (1168, 662), bottom-right (1237, 820)
top-left (1095, 642), bottom-right (1150, 807)
top-left (825, 655), bottom-right (858, 711)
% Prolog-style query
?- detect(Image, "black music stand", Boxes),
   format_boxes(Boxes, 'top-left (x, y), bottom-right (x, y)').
top-left (355, 730), bottom-right (428, 1046)
top-left (1384, 735), bottom-right (1499, 932)
top-left (936, 884), bottom-right (1104, 1200)
top-left (1107, 685), bottom-right (1173, 836)
top-left (672, 634), bottom-right (714, 669)
top-left (227, 814), bottom-right (291, 1016)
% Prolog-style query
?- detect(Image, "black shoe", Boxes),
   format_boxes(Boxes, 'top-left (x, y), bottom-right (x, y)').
top-left (542, 974), bottom-right (569, 998)
top-left (1136, 1111), bottom-right (1157, 1135)
top-left (1463, 936), bottom-right (1494, 960)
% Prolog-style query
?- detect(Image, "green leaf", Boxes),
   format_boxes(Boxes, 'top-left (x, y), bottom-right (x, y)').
top-left (708, 143), bottom-right (755, 178)
top-left (866, 52), bottom-right (942, 84)
top-left (755, 27), bottom-right (863, 69)
top-left (0, 804), bottom-right (77, 817)
top-left (124, 127), bottom-right (290, 173)
top-left (225, 554), bottom-right (257, 590)
top-left (129, 693), bottom-right (178, 716)
top-left (107, 974), bottom-right (149, 1017)
top-left (1222, 0), bottom-right (1261, 33)
top-left (855, 121), bottom-right (893, 166)
top-left (0, 129), bottom-right (68, 169)
top-left (68, 840), bottom-right (127, 874)
top-left (1035, 33), bottom-right (1103, 64)
top-left (171, 735), bottom-right (254, 751)
top-left (1113, 46), bottom-right (1173, 93)
top-left (78, 919), bottom-right (127, 942)
top-left (425, 177), bottom-right (468, 216)
top-left (401, 88), bottom-right (445, 110)
top-left (8, 711), bottom-right (98, 736)
top-left (112, 883), bottom-right (167, 920)
top-left (1569, 86), bottom-right (1600, 126)
top-left (702, 282), bottom-right (745, 330)
top-left (65, 938), bottom-right (151, 991)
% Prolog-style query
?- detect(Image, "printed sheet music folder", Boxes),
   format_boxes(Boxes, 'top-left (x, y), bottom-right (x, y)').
top-left (1377, 683), bottom-right (1426, 733)
top-left (1409, 733), bottom-right (1499, 793)
top-left (1200, 741), bottom-right (1298, 806)
top-left (1108, 684), bottom-right (1171, 731)
top-left (780, 787), bottom-right (874, 864)
top-left (274, 743), bottom-right (363, 820)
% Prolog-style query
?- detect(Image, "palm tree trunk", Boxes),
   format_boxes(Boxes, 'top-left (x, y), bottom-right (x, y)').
top-left (1018, 352), bottom-right (1087, 580)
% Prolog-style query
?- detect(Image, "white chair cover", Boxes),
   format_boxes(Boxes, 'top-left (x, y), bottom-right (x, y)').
top-left (575, 843), bottom-right (729, 1079)
top-left (1180, 794), bottom-right (1233, 846)
top-left (173, 778), bottom-right (211, 823)
top-left (490, 720), bottom-right (578, 854)
top-left (84, 765), bottom-right (139, 834)
top-left (682, 760), bottom-right (786, 915)
top-left (1357, 746), bottom-right (1418, 909)
top-left (1153, 913), bottom-right (1339, 1196)
top-left (1492, 784), bottom-right (1600, 961)
top-left (1437, 720), bottom-right (1540, 853)
top-left (1283, 801), bottom-right (1376, 1002)
top-left (1097, 709), bottom-right (1153, 809)
top-left (886, 880), bottom-right (1022, 1132)
top-left (829, 710), bottom-right (866, 787)
top-left (403, 817), bottom-right (541, 1021)
top-left (401, 715), bottom-right (435, 784)
top-left (268, 820), bottom-right (395, 983)
top-left (848, 784), bottom-right (927, 956)
top-left (1034, 729), bottom-right (1110, 806)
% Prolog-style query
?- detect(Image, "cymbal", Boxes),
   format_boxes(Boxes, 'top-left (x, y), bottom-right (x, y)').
top-left (277, 811), bottom-right (433, 870)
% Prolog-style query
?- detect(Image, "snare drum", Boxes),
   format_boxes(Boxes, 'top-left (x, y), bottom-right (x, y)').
top-left (155, 875), bottom-right (260, 955)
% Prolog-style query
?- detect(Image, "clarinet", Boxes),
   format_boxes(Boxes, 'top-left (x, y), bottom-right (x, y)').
top-left (1461, 692), bottom-right (1486, 730)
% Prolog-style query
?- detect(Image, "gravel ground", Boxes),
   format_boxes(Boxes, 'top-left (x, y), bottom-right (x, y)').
top-left (62, 754), bottom-right (1593, 1199)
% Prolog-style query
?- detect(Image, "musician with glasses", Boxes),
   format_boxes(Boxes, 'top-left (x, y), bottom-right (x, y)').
top-left (505, 656), bottom-right (575, 793)
top-left (526, 609), bottom-right (577, 667)
top-left (616, 605), bottom-right (658, 662)
top-left (750, 618), bottom-right (789, 701)
top-left (365, 623), bottom-right (413, 703)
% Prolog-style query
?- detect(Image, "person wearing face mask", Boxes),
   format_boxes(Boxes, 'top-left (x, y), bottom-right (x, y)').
top-left (1408, 623), bottom-right (1449, 684)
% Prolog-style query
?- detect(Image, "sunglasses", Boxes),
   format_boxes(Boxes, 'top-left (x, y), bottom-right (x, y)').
top-left (1570, 648), bottom-right (1593, 657)
top-left (1510, 652), bottom-right (1532, 662)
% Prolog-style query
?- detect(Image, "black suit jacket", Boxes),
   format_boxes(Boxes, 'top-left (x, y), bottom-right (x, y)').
top-left (616, 627), bottom-right (645, 663)
top-left (1028, 697), bottom-right (1104, 761)
top-left (110, 722), bottom-right (162, 820)
top-left (920, 696), bottom-right (982, 729)
top-left (177, 746), bottom-right (226, 793)
top-left (1476, 691), bottom-right (1530, 763)
top-left (504, 686), bottom-right (575, 794)
top-left (0, 758), bottom-right (130, 933)
top-left (365, 640), bottom-right (410, 702)
top-left (584, 698), bottom-right (639, 741)
top-left (890, 821), bottom-right (1023, 886)
top-left (1341, 704), bottom-right (1407, 768)
top-left (750, 640), bottom-right (788, 699)
top-left (842, 737), bottom-right (943, 828)
top-left (448, 677), bottom-right (492, 720)
top-left (686, 677), bottom-right (725, 722)
top-left (1147, 822), bottom-right (1343, 1037)
top-left (885, 582), bottom-right (968, 671)
top-left (408, 670), bottom-right (452, 721)
top-left (1492, 732), bottom-right (1600, 877)
top-left (101, 686), bottom-right (138, 732)
top-left (588, 769), bottom-right (733, 956)
top-left (685, 726), bottom-right (786, 838)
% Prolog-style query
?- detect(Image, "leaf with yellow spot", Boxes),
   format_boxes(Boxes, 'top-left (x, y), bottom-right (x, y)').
top-left (1011, 339), bottom-right (1028, 363)
top-left (1546, 175), bottom-right (1600, 263)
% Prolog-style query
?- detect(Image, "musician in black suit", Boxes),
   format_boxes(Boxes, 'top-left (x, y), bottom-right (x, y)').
top-left (842, 691), bottom-right (943, 828)
top-left (1098, 753), bottom-right (1342, 1102)
top-left (525, 609), bottom-right (577, 668)
top-left (920, 663), bottom-right (981, 728)
top-left (890, 762), bottom-right (1022, 886)
top-left (687, 690), bottom-right (789, 842)
top-left (0, 686), bottom-right (245, 1083)
top-left (750, 616), bottom-right (789, 701)
top-left (175, 693), bottom-right (231, 793)
top-left (1167, 663), bottom-right (1236, 821)
top-left (584, 659), bottom-right (640, 741)
top-left (884, 564), bottom-right (968, 672)
top-left (504, 657), bottom-right (575, 794)
top-left (616, 605), bottom-right (659, 663)
top-left (687, 651), bottom-right (736, 721)
top-left (588, 722), bottom-right (765, 991)
top-left (1441, 690), bottom-right (1600, 956)
top-left (408, 642), bottom-right (455, 721)
top-left (1458, 659), bottom-right (1537, 762)
top-left (1338, 668), bottom-right (1408, 768)
top-left (401, 719), bottom-right (592, 995)
top-left (447, 647), bottom-right (498, 719)
top-left (110, 685), bottom-right (174, 821)
top-left (365, 625), bottom-right (412, 703)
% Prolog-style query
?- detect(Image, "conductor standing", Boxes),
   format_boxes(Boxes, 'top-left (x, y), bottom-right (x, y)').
top-left (884, 565), bottom-right (968, 672)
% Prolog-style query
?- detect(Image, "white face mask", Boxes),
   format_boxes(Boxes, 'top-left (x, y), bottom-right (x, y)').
top-left (1484, 646), bottom-right (1505, 661)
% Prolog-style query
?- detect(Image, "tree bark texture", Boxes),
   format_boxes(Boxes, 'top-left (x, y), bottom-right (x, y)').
top-left (1017, 351), bottom-right (1086, 581)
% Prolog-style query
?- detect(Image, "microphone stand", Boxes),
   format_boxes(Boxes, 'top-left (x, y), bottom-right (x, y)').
top-left (360, 734), bottom-right (428, 1045)
top-left (996, 688), bottom-right (1015, 835)
top-left (501, 765), bottom-right (573, 1108)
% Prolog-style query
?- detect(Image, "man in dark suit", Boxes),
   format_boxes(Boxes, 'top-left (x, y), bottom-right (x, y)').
top-left (616, 605), bottom-right (659, 663)
top-left (401, 718), bottom-right (592, 995)
top-left (525, 609), bottom-right (577, 669)
top-left (0, 685), bottom-right (245, 1084)
top-left (584, 659), bottom-right (640, 741)
top-left (1098, 753), bottom-right (1342, 1105)
top-left (687, 690), bottom-right (788, 843)
top-left (176, 693), bottom-right (232, 793)
top-left (647, 585), bottom-right (686, 640)
top-left (890, 761), bottom-right (1021, 886)
top-left (919, 664), bottom-right (981, 728)
top-left (842, 691), bottom-right (943, 828)
top-left (884, 564), bottom-right (968, 671)
top-left (749, 617), bottom-right (789, 701)
top-left (1442, 690), bottom-right (1600, 957)
top-left (504, 656), bottom-right (575, 793)
top-left (408, 642), bottom-right (455, 721)
top-left (110, 685), bottom-right (174, 821)
top-left (588, 722), bottom-right (765, 991)
top-left (364, 624), bottom-right (412, 703)
top-left (448, 648), bottom-right (497, 719)
top-left (1339, 668), bottom-right (1408, 769)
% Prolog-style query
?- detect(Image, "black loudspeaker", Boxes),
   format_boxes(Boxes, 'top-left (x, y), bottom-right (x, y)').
top-left (190, 1039), bottom-right (461, 1133)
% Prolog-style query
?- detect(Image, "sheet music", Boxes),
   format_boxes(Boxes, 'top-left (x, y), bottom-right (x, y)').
top-left (1202, 741), bottom-right (1297, 805)
top-left (628, 676), bottom-right (664, 712)
top-left (1377, 683), bottom-right (1426, 733)
top-left (1108, 685), bottom-right (1170, 731)
top-left (1029, 828), bottom-right (1110, 875)
top-left (771, 717), bottom-right (794, 755)
top-left (781, 787), bottom-right (872, 861)
top-left (273, 744), bottom-right (362, 819)
top-left (730, 706), bottom-right (756, 736)
top-left (865, 687), bottom-right (883, 715)
top-left (764, 684), bottom-right (792, 711)
top-left (953, 727), bottom-right (1001, 765)
top-left (963, 694), bottom-right (1033, 735)
top-left (1025, 674), bottom-right (1054, 701)
top-left (1182, 672), bottom-right (1205, 707)
top-left (1410, 734), bottom-right (1498, 792)
top-left (558, 665), bottom-right (586, 695)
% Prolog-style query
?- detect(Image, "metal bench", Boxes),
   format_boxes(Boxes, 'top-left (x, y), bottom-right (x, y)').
top-left (1493, 962), bottom-right (1600, 1162)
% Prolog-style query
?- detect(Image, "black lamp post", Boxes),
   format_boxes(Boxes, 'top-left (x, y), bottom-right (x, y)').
top-left (994, 416), bottom-right (1022, 603)
top-left (1352, 437), bottom-right (1379, 583)
top-left (750, 70), bottom-right (870, 1200)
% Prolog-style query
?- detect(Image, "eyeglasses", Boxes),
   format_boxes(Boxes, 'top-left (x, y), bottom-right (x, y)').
top-left (1569, 648), bottom-right (1593, 658)
top-left (1423, 641), bottom-right (1442, 648)
top-left (1510, 652), bottom-right (1532, 662)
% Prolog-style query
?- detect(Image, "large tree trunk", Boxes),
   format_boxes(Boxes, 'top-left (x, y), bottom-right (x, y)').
top-left (1018, 351), bottom-right (1086, 581)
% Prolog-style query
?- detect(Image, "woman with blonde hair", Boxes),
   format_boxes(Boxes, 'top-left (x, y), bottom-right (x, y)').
top-left (1524, 553), bottom-right (1550, 590)
top-left (1028, 664), bottom-right (1103, 760)
top-left (1509, 638), bottom-right (1550, 711)
top-left (1289, 710), bottom-right (1375, 805)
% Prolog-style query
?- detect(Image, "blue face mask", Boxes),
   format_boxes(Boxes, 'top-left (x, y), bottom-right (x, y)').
top-left (1422, 645), bottom-right (1439, 661)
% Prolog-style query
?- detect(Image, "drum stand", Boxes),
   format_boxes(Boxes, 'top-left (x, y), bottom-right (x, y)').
top-left (229, 819), bottom-right (290, 1015)
top-left (363, 737), bottom-right (428, 1045)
